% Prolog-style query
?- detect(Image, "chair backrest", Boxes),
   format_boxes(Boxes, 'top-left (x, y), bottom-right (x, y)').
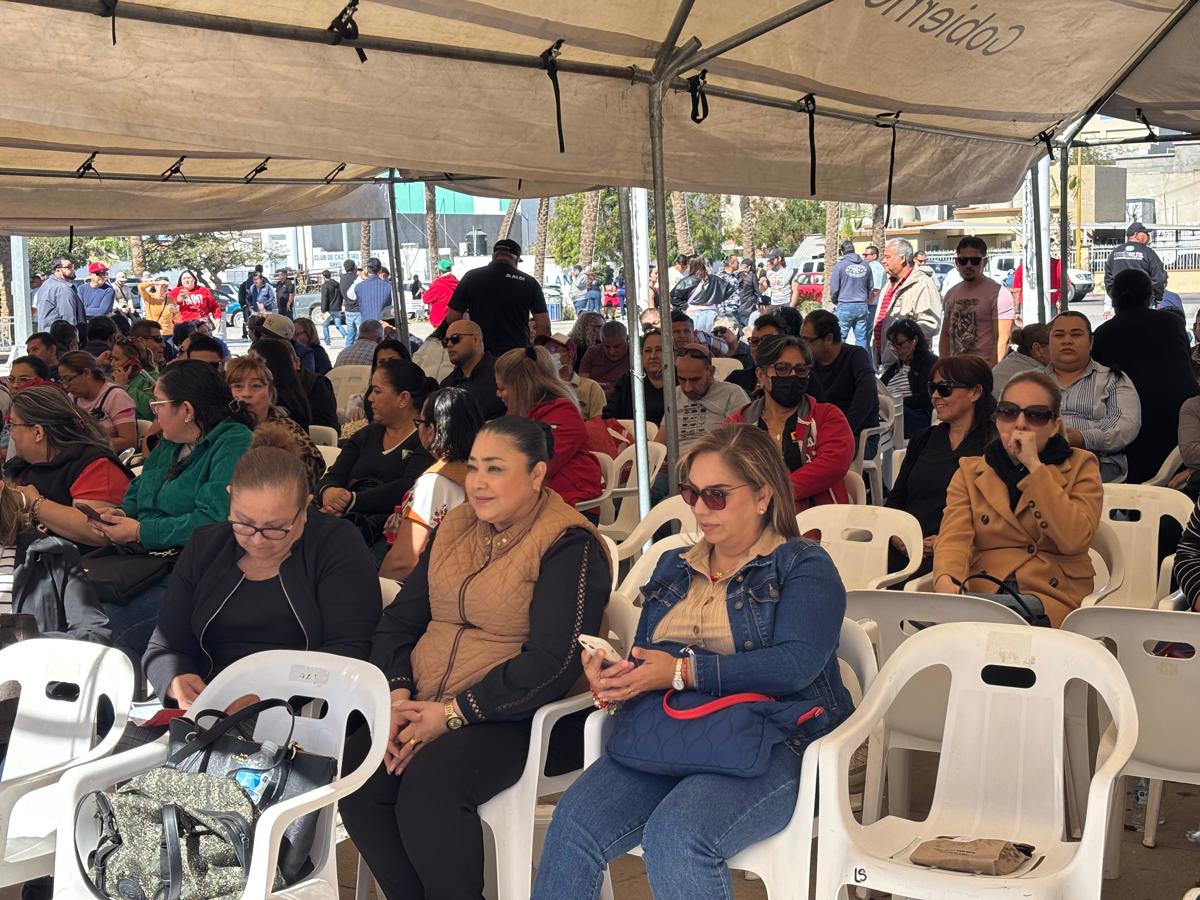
top-left (863, 622), bottom-right (1137, 840)
top-left (379, 577), bottom-right (401, 608)
top-left (327, 365), bottom-right (371, 411)
top-left (843, 470), bottom-right (867, 505)
top-left (1083, 519), bottom-right (1125, 606)
top-left (317, 444), bottom-right (341, 468)
top-left (613, 495), bottom-right (700, 562)
top-left (136, 418), bottom-right (153, 439)
top-left (604, 443), bottom-right (669, 538)
top-left (855, 393), bottom-right (895, 466)
top-left (1101, 484), bottom-right (1194, 607)
top-left (0, 640), bottom-right (135, 783)
top-left (308, 424), bottom-right (339, 447)
top-left (1144, 446), bottom-right (1184, 487)
top-left (1062, 606), bottom-right (1200, 775)
top-left (618, 419), bottom-right (658, 442)
top-left (615, 533), bottom-right (695, 605)
top-left (838, 617), bottom-right (878, 702)
top-left (712, 357), bottom-right (742, 381)
top-left (599, 535), bottom-right (620, 590)
top-left (795, 505), bottom-right (924, 589)
top-left (589, 451), bottom-right (617, 497)
top-left (891, 447), bottom-right (906, 475)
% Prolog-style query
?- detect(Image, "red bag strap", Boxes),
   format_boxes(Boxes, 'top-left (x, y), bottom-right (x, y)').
top-left (661, 689), bottom-right (773, 720)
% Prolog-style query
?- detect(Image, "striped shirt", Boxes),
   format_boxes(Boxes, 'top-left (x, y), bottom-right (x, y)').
top-left (1048, 360), bottom-right (1141, 478)
top-left (0, 545), bottom-right (16, 614)
top-left (1174, 504), bottom-right (1200, 609)
top-left (353, 276), bottom-right (393, 322)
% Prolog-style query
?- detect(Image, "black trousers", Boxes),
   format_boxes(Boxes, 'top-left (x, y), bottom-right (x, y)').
top-left (339, 720), bottom-right (533, 900)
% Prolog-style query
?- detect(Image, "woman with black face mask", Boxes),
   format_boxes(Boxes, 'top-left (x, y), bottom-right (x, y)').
top-left (724, 334), bottom-right (856, 511)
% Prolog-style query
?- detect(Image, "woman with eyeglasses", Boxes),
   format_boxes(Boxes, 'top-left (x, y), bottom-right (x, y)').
top-left (57, 350), bottom-right (139, 454)
top-left (143, 447), bottom-right (380, 710)
top-left (494, 346), bottom-right (602, 508)
top-left (87, 361), bottom-right (255, 657)
top-left (0, 357), bottom-right (56, 461)
top-left (3, 386), bottom-right (132, 548)
top-left (932, 370), bottom-right (1103, 626)
top-left (109, 337), bottom-right (157, 421)
top-left (533, 424), bottom-right (851, 899)
top-left (885, 356), bottom-right (995, 580)
top-left (603, 329), bottom-right (666, 425)
top-left (724, 334), bottom-right (854, 511)
top-left (880, 318), bottom-right (938, 438)
top-left (292, 316), bottom-right (332, 375)
top-left (379, 387), bottom-right (483, 582)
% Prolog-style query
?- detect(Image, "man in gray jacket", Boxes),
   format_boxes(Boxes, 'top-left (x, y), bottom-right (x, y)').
top-left (36, 257), bottom-right (87, 333)
top-left (872, 238), bottom-right (942, 368)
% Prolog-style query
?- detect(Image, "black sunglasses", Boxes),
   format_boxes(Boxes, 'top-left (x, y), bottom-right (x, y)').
top-left (413, 417), bottom-right (433, 427)
top-left (995, 402), bottom-right (1055, 426)
top-left (955, 255), bottom-right (985, 266)
top-left (928, 380), bottom-right (972, 397)
top-left (677, 349), bottom-right (712, 362)
top-left (440, 334), bottom-right (468, 347)
top-left (679, 482), bottom-right (749, 511)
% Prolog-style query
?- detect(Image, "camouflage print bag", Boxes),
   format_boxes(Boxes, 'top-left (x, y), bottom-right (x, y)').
top-left (84, 766), bottom-right (283, 899)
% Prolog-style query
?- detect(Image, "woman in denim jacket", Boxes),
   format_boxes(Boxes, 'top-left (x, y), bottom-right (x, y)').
top-left (533, 423), bottom-right (852, 900)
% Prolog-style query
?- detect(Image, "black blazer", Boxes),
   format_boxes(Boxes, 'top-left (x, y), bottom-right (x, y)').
top-left (143, 511), bottom-right (381, 701)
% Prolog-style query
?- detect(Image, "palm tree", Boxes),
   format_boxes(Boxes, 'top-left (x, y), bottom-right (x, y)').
top-left (739, 195), bottom-right (755, 260)
top-left (360, 222), bottom-right (371, 267)
top-left (497, 199), bottom-right (520, 241)
top-left (871, 204), bottom-right (886, 250)
top-left (533, 197), bottom-right (550, 283)
top-left (821, 201), bottom-right (840, 304)
top-left (671, 192), bottom-right (694, 257)
top-left (128, 235), bottom-right (146, 275)
top-left (424, 183), bottom-right (439, 279)
top-left (579, 190), bottom-right (600, 268)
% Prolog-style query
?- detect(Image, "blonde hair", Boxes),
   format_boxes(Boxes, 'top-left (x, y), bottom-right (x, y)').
top-left (495, 346), bottom-right (577, 417)
top-left (679, 424), bottom-right (800, 539)
top-left (0, 482), bottom-right (28, 547)
top-left (1002, 370), bottom-right (1062, 417)
top-left (224, 355), bottom-right (278, 405)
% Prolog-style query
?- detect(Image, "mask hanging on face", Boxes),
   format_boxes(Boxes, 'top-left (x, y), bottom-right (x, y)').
top-left (767, 375), bottom-right (809, 408)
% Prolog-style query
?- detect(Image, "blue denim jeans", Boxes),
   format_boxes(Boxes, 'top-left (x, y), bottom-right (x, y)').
top-left (102, 583), bottom-right (168, 668)
top-left (836, 302), bottom-right (871, 349)
top-left (688, 307), bottom-right (718, 335)
top-left (344, 312), bottom-right (363, 343)
top-left (532, 744), bottom-right (802, 900)
top-left (322, 311), bottom-right (349, 344)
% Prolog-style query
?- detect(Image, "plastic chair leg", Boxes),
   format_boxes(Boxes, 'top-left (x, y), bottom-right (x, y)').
top-left (354, 854), bottom-right (372, 900)
top-left (1104, 775), bottom-right (1125, 880)
top-left (862, 732), bottom-right (886, 826)
top-left (599, 871), bottom-right (616, 900)
top-left (1144, 778), bottom-right (1164, 848)
top-left (886, 748), bottom-right (912, 818)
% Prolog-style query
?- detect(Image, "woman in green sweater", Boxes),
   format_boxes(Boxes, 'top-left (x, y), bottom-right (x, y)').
top-left (110, 336), bottom-right (157, 421)
top-left (90, 360), bottom-right (254, 657)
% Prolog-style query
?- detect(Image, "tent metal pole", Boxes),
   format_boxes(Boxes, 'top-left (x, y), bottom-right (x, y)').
top-left (386, 173), bottom-right (409, 346)
top-left (0, 167), bottom-right (387, 185)
top-left (653, 0), bottom-right (697, 72)
top-left (10, 237), bottom-right (31, 347)
top-left (1058, 142), bottom-right (1071, 311)
top-left (1031, 160), bottom-right (1048, 324)
top-left (619, 187), bottom-right (651, 518)
top-left (1071, 132), bottom-right (1200, 148)
top-left (672, 0), bottom-right (839, 75)
top-left (650, 81), bottom-right (679, 495)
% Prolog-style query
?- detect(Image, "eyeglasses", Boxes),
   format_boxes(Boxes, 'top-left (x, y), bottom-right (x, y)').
top-left (713, 327), bottom-right (734, 336)
top-left (229, 508), bottom-right (303, 541)
top-left (955, 255), bottom-right (985, 267)
top-left (413, 417), bottom-right (433, 427)
top-left (148, 399), bottom-right (176, 417)
top-left (889, 337), bottom-right (913, 350)
top-left (770, 363), bottom-right (812, 377)
top-left (139, 335), bottom-right (165, 343)
top-left (8, 375), bottom-right (37, 386)
top-left (995, 402), bottom-right (1055, 426)
top-left (679, 482), bottom-right (750, 511)
top-left (60, 370), bottom-right (85, 385)
top-left (929, 380), bottom-right (972, 397)
top-left (441, 334), bottom-right (469, 347)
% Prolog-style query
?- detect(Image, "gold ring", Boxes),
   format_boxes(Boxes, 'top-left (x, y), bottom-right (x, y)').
top-left (407, 738), bottom-right (421, 747)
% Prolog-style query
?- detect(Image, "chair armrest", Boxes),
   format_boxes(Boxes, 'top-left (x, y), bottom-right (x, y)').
top-left (903, 573), bottom-right (935, 592)
top-left (1158, 590), bottom-right (1189, 611)
top-left (583, 709), bottom-right (615, 768)
top-left (526, 693), bottom-right (596, 788)
top-left (575, 494), bottom-right (610, 512)
top-left (243, 784), bottom-right (342, 894)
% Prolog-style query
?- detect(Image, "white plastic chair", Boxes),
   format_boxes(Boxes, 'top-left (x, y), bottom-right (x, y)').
top-left (576, 451), bottom-right (616, 513)
top-left (614, 533), bottom-right (694, 603)
top-left (317, 444), bottom-right (340, 468)
top-left (1143, 446), bottom-right (1183, 487)
top-left (587, 618), bottom-right (878, 900)
top-left (852, 393), bottom-right (895, 503)
top-left (616, 419), bottom-right (657, 443)
top-left (814, 622), bottom-right (1138, 900)
top-left (1061, 606), bottom-right (1200, 869)
top-left (327, 364), bottom-right (371, 413)
top-left (843, 469), bottom-right (867, 505)
top-left (888, 447), bottom-right (906, 490)
top-left (1079, 518), bottom-right (1126, 607)
top-left (55, 651), bottom-right (391, 899)
top-left (1101, 483), bottom-right (1193, 608)
top-left (611, 496), bottom-right (700, 563)
top-left (599, 534), bottom-right (620, 590)
top-left (379, 576), bottom-right (401, 607)
top-left (795, 504), bottom-right (923, 590)
top-left (845, 589), bottom-right (1029, 825)
top-left (711, 357), bottom-right (742, 382)
top-left (597, 443), bottom-right (668, 541)
top-left (308, 424), bottom-right (339, 447)
top-left (0, 640), bottom-right (134, 890)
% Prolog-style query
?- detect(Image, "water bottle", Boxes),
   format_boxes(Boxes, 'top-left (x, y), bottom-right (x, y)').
top-left (233, 740), bottom-right (280, 806)
top-left (383, 505), bottom-right (405, 546)
top-left (1131, 777), bottom-right (1149, 831)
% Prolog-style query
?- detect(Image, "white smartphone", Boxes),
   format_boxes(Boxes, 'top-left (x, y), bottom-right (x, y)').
top-left (577, 634), bottom-right (623, 665)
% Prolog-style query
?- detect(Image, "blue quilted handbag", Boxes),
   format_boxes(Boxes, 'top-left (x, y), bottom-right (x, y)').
top-left (606, 689), bottom-right (827, 778)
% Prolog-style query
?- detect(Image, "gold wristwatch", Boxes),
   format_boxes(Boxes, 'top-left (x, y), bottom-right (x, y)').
top-left (444, 702), bottom-right (465, 730)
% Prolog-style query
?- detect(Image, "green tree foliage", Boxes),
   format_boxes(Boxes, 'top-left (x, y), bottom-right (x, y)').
top-left (144, 232), bottom-right (266, 289)
top-left (751, 198), bottom-right (825, 254)
top-left (29, 236), bottom-right (128, 276)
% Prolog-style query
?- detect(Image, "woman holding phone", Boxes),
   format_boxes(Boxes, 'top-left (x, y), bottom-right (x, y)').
top-left (533, 424), bottom-right (852, 900)
top-left (110, 337), bottom-right (157, 421)
top-left (932, 370), bottom-right (1103, 626)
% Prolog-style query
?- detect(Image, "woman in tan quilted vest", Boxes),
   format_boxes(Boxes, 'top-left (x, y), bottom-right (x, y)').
top-left (340, 415), bottom-right (610, 899)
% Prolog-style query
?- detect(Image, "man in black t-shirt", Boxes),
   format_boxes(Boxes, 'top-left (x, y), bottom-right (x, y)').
top-left (444, 239), bottom-right (550, 356)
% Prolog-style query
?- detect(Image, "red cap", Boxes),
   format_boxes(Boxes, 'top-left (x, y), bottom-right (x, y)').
top-left (86, 261), bottom-right (109, 275)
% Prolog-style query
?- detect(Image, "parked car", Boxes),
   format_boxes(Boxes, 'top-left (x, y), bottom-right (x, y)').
top-left (926, 260), bottom-right (954, 292)
top-left (1066, 267), bottom-right (1094, 303)
top-left (794, 271), bottom-right (824, 304)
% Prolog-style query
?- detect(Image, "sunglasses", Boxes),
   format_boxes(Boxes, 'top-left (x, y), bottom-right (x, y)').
top-left (995, 402), bottom-right (1055, 426)
top-left (955, 255), bottom-right (985, 267)
top-left (677, 349), bottom-right (712, 362)
top-left (928, 379), bottom-right (972, 397)
top-left (713, 327), bottom-right (734, 336)
top-left (679, 482), bottom-right (749, 511)
top-left (413, 417), bottom-right (432, 427)
top-left (440, 334), bottom-right (468, 347)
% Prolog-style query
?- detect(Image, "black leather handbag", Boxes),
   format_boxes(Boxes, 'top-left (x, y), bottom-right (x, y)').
top-left (953, 573), bottom-right (1052, 628)
top-left (167, 698), bottom-right (337, 884)
top-left (81, 544), bottom-right (177, 606)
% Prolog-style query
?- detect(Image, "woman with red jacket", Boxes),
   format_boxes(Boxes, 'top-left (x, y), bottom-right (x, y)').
top-left (495, 346), bottom-right (601, 507)
top-left (724, 334), bottom-right (854, 510)
top-left (169, 270), bottom-right (222, 324)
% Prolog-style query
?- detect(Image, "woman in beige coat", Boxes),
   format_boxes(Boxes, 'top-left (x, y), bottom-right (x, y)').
top-left (933, 370), bottom-right (1103, 626)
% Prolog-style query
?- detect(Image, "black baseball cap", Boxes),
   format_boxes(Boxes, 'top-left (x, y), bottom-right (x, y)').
top-left (493, 239), bottom-right (522, 258)
top-left (1127, 222), bottom-right (1150, 238)
top-left (768, 249), bottom-right (785, 261)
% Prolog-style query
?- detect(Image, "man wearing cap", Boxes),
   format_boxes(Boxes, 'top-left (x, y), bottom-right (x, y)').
top-left (421, 259), bottom-right (459, 328)
top-left (536, 333), bottom-right (606, 420)
top-left (79, 262), bottom-right (116, 318)
top-left (760, 249), bottom-right (797, 310)
top-left (260, 312), bottom-right (316, 371)
top-left (352, 258), bottom-right (393, 324)
top-left (439, 320), bottom-right (506, 420)
top-left (445, 239), bottom-right (550, 356)
top-left (37, 256), bottom-right (87, 334)
top-left (1104, 222), bottom-right (1167, 307)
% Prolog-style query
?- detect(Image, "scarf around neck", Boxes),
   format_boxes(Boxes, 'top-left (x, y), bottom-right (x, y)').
top-left (984, 434), bottom-right (1072, 510)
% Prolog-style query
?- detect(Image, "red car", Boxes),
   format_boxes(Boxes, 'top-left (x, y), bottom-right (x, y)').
top-left (794, 271), bottom-right (824, 303)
